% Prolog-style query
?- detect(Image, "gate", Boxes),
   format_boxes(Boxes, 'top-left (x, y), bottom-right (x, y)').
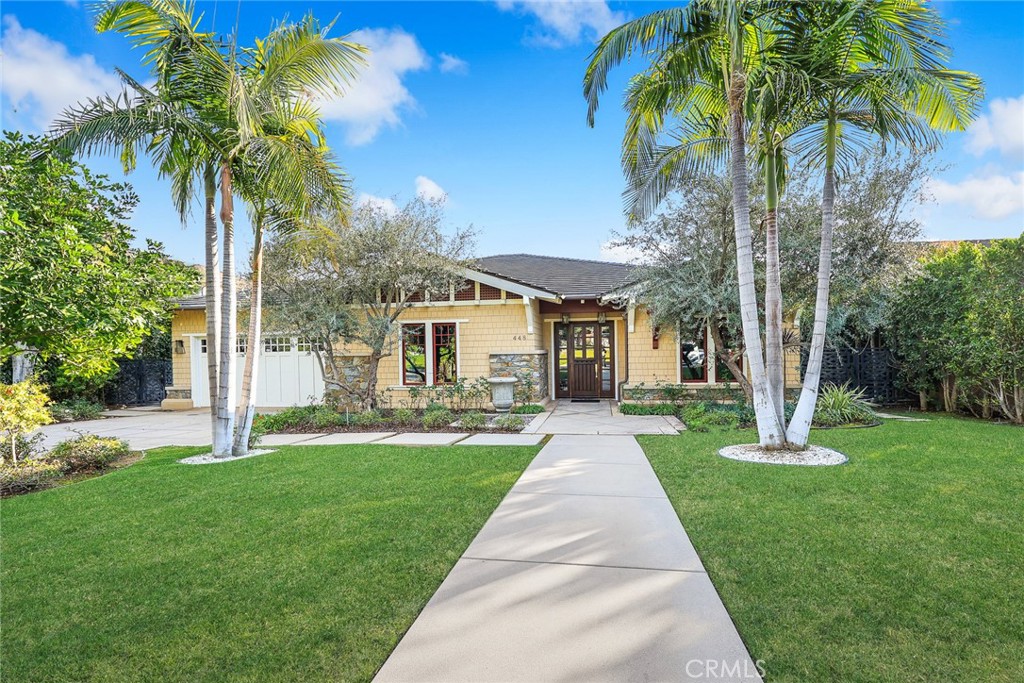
top-left (800, 347), bottom-right (906, 403)
top-left (104, 359), bottom-right (172, 406)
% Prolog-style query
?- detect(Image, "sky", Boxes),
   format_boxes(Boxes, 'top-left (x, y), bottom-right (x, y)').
top-left (2, 0), bottom-right (1022, 266)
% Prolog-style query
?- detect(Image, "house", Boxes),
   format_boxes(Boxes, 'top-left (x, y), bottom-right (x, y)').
top-left (161, 254), bottom-right (802, 410)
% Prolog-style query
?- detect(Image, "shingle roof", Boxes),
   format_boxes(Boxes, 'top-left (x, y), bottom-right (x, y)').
top-left (474, 254), bottom-right (636, 299)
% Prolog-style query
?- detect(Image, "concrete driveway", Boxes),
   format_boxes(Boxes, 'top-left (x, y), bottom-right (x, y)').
top-left (35, 407), bottom-right (213, 451)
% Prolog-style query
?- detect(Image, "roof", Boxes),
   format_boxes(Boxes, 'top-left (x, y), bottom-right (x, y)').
top-left (474, 254), bottom-right (635, 299)
top-left (176, 294), bottom-right (207, 310)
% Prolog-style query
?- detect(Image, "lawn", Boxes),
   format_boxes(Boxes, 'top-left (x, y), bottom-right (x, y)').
top-left (1, 443), bottom-right (538, 682)
top-left (640, 415), bottom-right (1024, 683)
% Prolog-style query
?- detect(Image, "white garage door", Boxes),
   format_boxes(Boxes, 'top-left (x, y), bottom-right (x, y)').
top-left (190, 335), bottom-right (325, 408)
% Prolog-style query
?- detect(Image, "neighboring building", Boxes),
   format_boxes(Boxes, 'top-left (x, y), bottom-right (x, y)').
top-left (161, 254), bottom-right (801, 410)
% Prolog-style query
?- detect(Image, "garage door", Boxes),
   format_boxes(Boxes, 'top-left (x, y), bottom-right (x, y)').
top-left (190, 335), bottom-right (325, 408)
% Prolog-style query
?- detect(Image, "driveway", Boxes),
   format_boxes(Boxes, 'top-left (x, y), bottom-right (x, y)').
top-left (374, 434), bottom-right (762, 682)
top-left (35, 407), bottom-right (213, 451)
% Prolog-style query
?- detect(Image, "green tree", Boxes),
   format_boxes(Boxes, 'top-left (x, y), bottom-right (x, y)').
top-left (0, 132), bottom-right (199, 383)
top-left (51, 1), bottom-right (364, 457)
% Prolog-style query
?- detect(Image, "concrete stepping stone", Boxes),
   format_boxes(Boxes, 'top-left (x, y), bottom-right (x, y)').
top-left (375, 433), bottom-right (469, 446)
top-left (298, 432), bottom-right (395, 445)
top-left (258, 434), bottom-right (321, 446)
top-left (456, 434), bottom-right (545, 446)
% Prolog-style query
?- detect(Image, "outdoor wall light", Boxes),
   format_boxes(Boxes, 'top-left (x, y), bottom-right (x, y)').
top-left (561, 313), bottom-right (571, 324)
top-left (174, 339), bottom-right (185, 355)
top-left (597, 312), bottom-right (607, 324)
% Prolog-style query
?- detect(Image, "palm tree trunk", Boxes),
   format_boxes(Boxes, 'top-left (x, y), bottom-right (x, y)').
top-left (764, 144), bottom-right (786, 427)
top-left (787, 115), bottom-right (837, 448)
top-left (203, 166), bottom-right (221, 432)
top-left (728, 75), bottom-right (785, 448)
top-left (232, 209), bottom-right (264, 455)
top-left (214, 162), bottom-right (237, 458)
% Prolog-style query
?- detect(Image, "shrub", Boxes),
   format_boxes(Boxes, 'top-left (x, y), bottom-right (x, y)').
top-left (0, 379), bottom-right (53, 464)
top-left (48, 435), bottom-right (131, 472)
top-left (0, 433), bottom-right (46, 463)
top-left (355, 410), bottom-right (383, 427)
top-left (619, 403), bottom-right (677, 416)
top-left (424, 401), bottom-right (448, 414)
top-left (494, 414), bottom-right (525, 431)
top-left (392, 408), bottom-right (416, 425)
top-left (422, 408), bottom-right (454, 430)
top-left (312, 407), bottom-right (348, 429)
top-left (814, 383), bottom-right (876, 427)
top-left (49, 399), bottom-right (104, 422)
top-left (511, 404), bottom-right (545, 415)
top-left (1, 459), bottom-right (63, 495)
top-left (256, 405), bottom-right (321, 432)
top-left (460, 411), bottom-right (486, 430)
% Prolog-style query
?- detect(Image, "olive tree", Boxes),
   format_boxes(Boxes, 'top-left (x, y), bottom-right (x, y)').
top-left (263, 198), bottom-right (475, 409)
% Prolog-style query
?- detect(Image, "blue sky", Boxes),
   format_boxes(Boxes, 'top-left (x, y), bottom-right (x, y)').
top-left (2, 0), bottom-right (1022, 266)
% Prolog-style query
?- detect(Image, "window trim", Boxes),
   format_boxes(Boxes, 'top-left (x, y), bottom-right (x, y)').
top-left (679, 327), bottom-right (709, 384)
top-left (401, 321), bottom-right (460, 387)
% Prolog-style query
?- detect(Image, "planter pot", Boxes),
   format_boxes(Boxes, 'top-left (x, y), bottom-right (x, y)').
top-left (487, 377), bottom-right (518, 413)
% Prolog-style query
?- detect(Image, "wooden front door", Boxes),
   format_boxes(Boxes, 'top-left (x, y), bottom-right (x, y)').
top-left (555, 323), bottom-right (615, 399)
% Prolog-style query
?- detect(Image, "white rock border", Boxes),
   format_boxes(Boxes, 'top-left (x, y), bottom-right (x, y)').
top-left (719, 443), bottom-right (848, 466)
top-left (178, 449), bottom-right (277, 465)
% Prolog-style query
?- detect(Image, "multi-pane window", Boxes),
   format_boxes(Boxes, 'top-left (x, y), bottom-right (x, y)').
top-left (433, 324), bottom-right (457, 384)
top-left (716, 348), bottom-right (743, 383)
top-left (236, 336), bottom-right (247, 354)
top-left (296, 338), bottom-right (324, 353)
top-left (402, 323), bottom-right (457, 386)
top-left (402, 324), bottom-right (427, 385)
top-left (263, 336), bottom-right (292, 353)
top-left (199, 338), bottom-right (207, 354)
top-left (680, 329), bottom-right (708, 382)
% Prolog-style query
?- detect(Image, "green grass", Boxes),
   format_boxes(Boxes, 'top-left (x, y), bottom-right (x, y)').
top-left (640, 416), bottom-right (1024, 683)
top-left (1, 443), bottom-right (538, 682)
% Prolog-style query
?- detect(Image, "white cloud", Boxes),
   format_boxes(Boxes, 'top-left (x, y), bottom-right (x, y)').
top-left (319, 28), bottom-right (428, 145)
top-left (415, 175), bottom-right (447, 202)
top-left (926, 171), bottom-right (1024, 220)
top-left (356, 193), bottom-right (399, 215)
top-left (0, 15), bottom-right (122, 131)
top-left (599, 240), bottom-right (648, 264)
top-left (965, 95), bottom-right (1024, 160)
top-left (438, 52), bottom-right (468, 75)
top-left (497, 1), bottom-right (628, 47)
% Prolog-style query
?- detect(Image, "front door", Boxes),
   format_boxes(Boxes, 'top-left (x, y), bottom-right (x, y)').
top-left (555, 323), bottom-right (615, 399)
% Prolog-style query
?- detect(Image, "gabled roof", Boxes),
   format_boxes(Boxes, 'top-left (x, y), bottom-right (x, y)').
top-left (474, 254), bottom-right (635, 299)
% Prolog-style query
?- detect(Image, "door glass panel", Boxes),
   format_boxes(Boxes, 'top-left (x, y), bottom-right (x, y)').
top-left (573, 325), bottom-right (595, 360)
top-left (600, 324), bottom-right (612, 392)
top-left (557, 325), bottom-right (569, 393)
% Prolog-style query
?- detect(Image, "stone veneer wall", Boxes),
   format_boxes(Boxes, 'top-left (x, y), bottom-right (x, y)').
top-left (489, 351), bottom-right (549, 402)
top-left (322, 356), bottom-right (372, 410)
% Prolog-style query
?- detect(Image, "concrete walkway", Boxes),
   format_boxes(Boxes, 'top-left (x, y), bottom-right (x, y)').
top-left (374, 435), bottom-right (762, 683)
top-left (525, 399), bottom-right (682, 435)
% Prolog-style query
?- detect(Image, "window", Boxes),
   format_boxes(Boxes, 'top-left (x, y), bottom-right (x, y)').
top-left (236, 336), bottom-right (247, 354)
top-left (716, 349), bottom-right (743, 383)
top-left (296, 338), bottom-right (324, 353)
top-left (263, 336), bottom-right (292, 353)
top-left (433, 323), bottom-right (457, 384)
top-left (402, 323), bottom-right (458, 386)
top-left (199, 338), bottom-right (207, 354)
top-left (680, 329), bottom-right (707, 382)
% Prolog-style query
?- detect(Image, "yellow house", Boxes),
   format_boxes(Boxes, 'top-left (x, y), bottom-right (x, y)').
top-left (162, 254), bottom-right (801, 410)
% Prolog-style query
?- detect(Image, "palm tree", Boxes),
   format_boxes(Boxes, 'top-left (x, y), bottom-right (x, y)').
top-left (51, 0), bottom-right (365, 457)
top-left (585, 1), bottom-right (788, 447)
top-left (782, 0), bottom-right (982, 447)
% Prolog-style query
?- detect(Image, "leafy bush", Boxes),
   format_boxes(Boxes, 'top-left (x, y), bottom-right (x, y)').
top-left (619, 403), bottom-right (678, 416)
top-left (424, 401), bottom-right (448, 414)
top-left (355, 410), bottom-right (383, 427)
top-left (312, 407), bottom-right (348, 429)
top-left (49, 399), bottom-right (104, 422)
top-left (255, 405), bottom-right (321, 432)
top-left (493, 414), bottom-right (525, 431)
top-left (1, 459), bottom-right (63, 495)
top-left (0, 379), bottom-right (53, 463)
top-left (814, 383), bottom-right (876, 427)
top-left (511, 404), bottom-right (545, 415)
top-left (0, 433), bottom-right (46, 463)
top-left (392, 408), bottom-right (417, 425)
top-left (422, 408), bottom-right (454, 430)
top-left (48, 435), bottom-right (131, 472)
top-left (460, 411), bottom-right (486, 430)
